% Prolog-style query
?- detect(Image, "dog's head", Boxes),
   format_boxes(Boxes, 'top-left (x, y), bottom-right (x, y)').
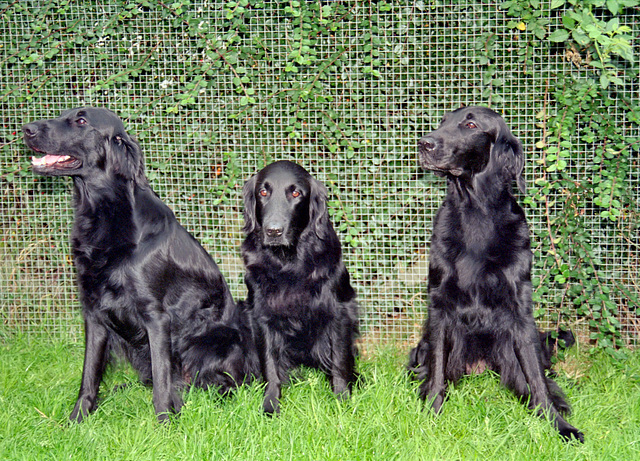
top-left (418, 106), bottom-right (525, 193)
top-left (23, 107), bottom-right (145, 184)
top-left (242, 160), bottom-right (329, 248)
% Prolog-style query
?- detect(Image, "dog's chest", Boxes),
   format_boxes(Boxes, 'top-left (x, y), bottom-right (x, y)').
top-left (461, 214), bottom-right (497, 255)
top-left (251, 265), bottom-right (327, 316)
top-left (73, 241), bottom-right (146, 320)
top-left (76, 257), bottom-right (136, 307)
top-left (434, 203), bottom-right (530, 300)
top-left (77, 275), bottom-right (147, 343)
top-left (439, 200), bottom-right (524, 258)
top-left (437, 209), bottom-right (497, 257)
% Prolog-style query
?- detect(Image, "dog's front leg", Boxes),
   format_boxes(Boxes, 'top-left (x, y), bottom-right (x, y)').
top-left (419, 316), bottom-right (448, 413)
top-left (146, 310), bottom-right (182, 421)
top-left (259, 326), bottom-right (282, 415)
top-left (329, 317), bottom-right (355, 398)
top-left (70, 316), bottom-right (109, 422)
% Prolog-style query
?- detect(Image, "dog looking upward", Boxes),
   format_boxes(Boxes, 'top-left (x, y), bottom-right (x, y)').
top-left (23, 107), bottom-right (258, 422)
top-left (408, 106), bottom-right (583, 443)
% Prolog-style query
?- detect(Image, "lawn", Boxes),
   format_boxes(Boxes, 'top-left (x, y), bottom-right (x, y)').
top-left (1, 335), bottom-right (638, 460)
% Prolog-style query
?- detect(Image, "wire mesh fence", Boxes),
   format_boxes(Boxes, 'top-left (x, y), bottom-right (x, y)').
top-left (1, 1), bottom-right (638, 349)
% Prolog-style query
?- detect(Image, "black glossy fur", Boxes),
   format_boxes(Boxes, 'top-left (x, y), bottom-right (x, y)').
top-left (241, 161), bottom-right (359, 415)
top-left (23, 107), bottom-right (258, 422)
top-left (408, 106), bottom-right (583, 442)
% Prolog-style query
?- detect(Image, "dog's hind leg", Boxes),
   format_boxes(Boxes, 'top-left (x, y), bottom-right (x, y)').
top-left (510, 327), bottom-right (584, 442)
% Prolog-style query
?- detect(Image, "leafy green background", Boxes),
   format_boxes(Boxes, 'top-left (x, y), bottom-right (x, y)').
top-left (1, 0), bottom-right (638, 356)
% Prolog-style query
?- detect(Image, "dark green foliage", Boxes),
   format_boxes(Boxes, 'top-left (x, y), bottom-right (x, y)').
top-left (502, 0), bottom-right (639, 358)
top-left (0, 1), bottom-right (638, 355)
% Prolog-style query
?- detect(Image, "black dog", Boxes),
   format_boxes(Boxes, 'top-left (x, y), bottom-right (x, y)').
top-left (241, 160), bottom-right (359, 414)
top-left (408, 106), bottom-right (583, 442)
top-left (23, 107), bottom-right (258, 422)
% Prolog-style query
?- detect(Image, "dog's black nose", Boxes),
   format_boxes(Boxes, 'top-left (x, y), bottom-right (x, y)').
top-left (419, 136), bottom-right (437, 152)
top-left (22, 124), bottom-right (39, 138)
top-left (265, 227), bottom-right (283, 238)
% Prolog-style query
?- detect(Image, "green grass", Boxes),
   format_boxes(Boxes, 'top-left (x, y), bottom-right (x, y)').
top-left (1, 337), bottom-right (639, 460)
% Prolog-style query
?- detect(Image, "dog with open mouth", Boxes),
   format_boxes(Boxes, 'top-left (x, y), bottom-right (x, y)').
top-left (23, 107), bottom-right (259, 422)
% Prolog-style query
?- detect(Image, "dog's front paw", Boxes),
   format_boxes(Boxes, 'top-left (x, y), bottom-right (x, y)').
top-left (69, 396), bottom-right (97, 423)
top-left (559, 427), bottom-right (584, 443)
top-left (418, 382), bottom-right (445, 414)
top-left (332, 374), bottom-right (353, 399)
top-left (153, 390), bottom-right (183, 422)
top-left (428, 392), bottom-right (445, 414)
top-left (263, 394), bottom-right (280, 416)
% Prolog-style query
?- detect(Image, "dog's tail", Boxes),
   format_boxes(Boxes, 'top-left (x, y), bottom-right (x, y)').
top-left (181, 303), bottom-right (259, 394)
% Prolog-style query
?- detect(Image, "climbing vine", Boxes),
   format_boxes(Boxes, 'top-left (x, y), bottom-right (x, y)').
top-left (503, 0), bottom-right (639, 358)
top-left (0, 1), bottom-right (638, 351)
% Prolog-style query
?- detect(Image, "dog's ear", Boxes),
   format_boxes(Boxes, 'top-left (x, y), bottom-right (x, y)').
top-left (242, 174), bottom-right (258, 234)
top-left (492, 125), bottom-right (526, 194)
top-left (111, 132), bottom-right (147, 185)
top-left (309, 177), bottom-right (330, 240)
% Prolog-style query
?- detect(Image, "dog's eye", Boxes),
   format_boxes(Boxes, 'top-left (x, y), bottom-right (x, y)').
top-left (291, 190), bottom-right (301, 198)
top-left (77, 117), bottom-right (87, 125)
top-left (259, 188), bottom-right (268, 197)
top-left (464, 121), bottom-right (478, 129)
top-left (114, 135), bottom-right (123, 145)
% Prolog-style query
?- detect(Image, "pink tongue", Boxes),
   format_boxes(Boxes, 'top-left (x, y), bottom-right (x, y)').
top-left (32, 154), bottom-right (70, 166)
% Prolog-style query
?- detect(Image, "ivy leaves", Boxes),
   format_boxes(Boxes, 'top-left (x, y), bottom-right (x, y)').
top-left (507, 0), bottom-right (639, 358)
top-left (504, 0), bottom-right (638, 88)
top-left (2, 0), bottom-right (637, 353)
top-left (547, 0), bottom-right (637, 88)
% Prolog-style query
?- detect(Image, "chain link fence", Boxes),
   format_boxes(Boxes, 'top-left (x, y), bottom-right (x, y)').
top-left (1, 1), bottom-right (638, 349)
